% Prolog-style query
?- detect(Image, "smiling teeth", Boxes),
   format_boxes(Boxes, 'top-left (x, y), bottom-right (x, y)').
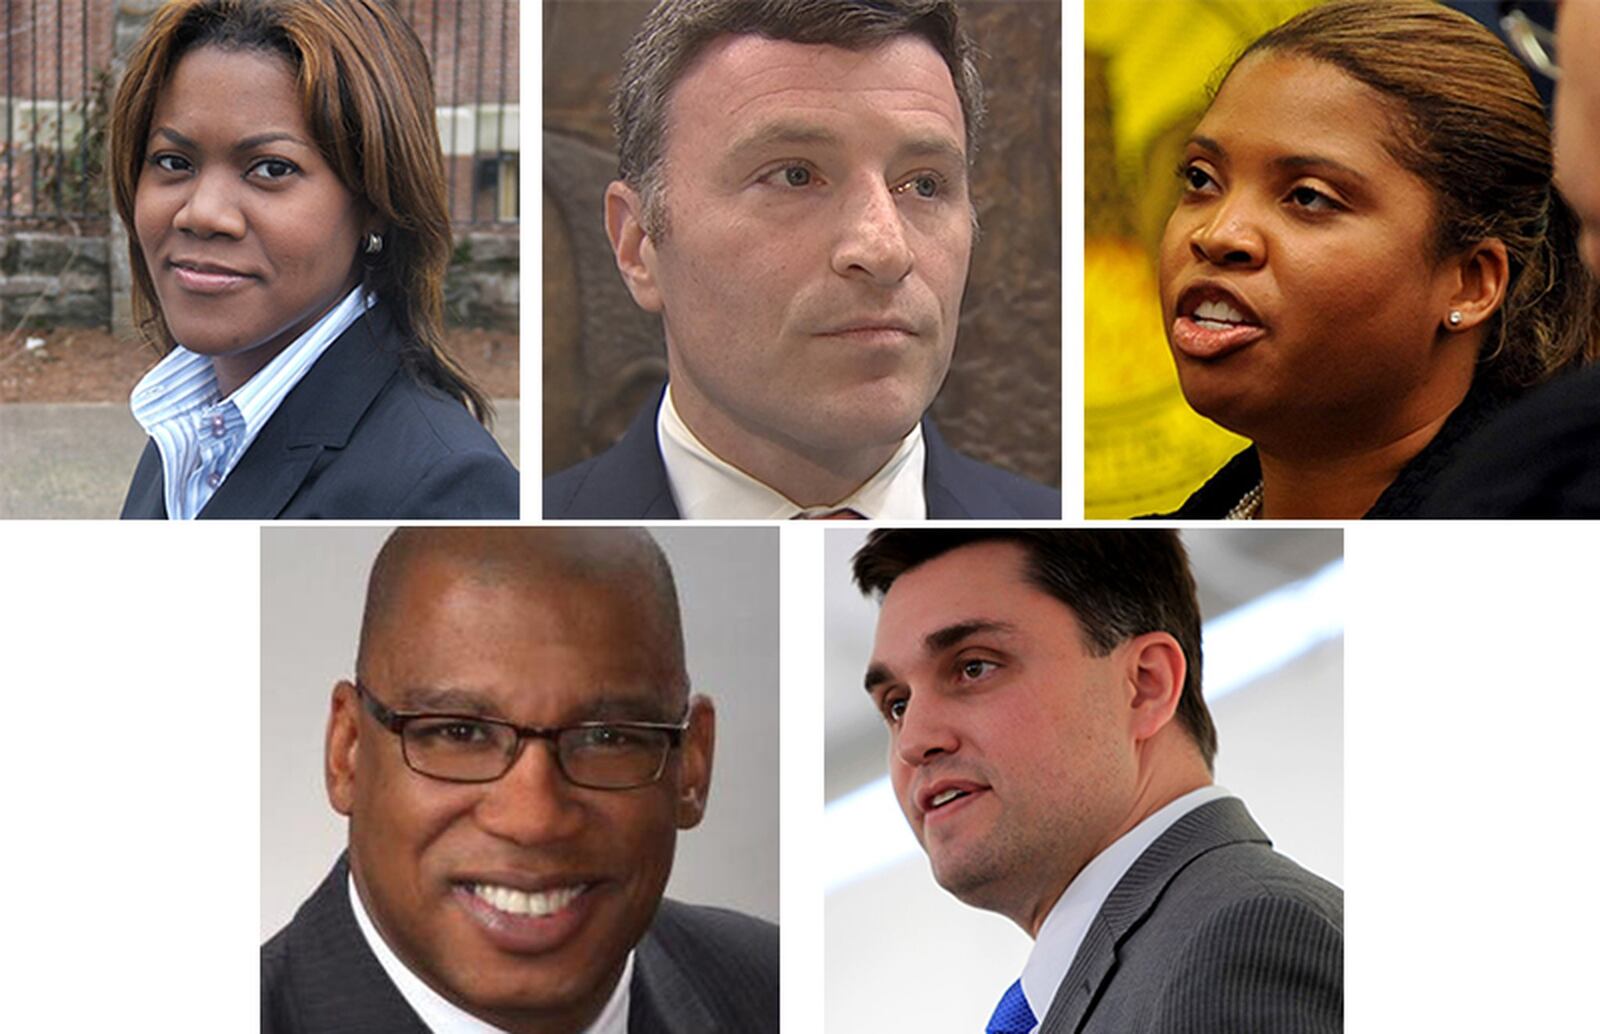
top-left (472, 883), bottom-right (585, 917)
top-left (930, 789), bottom-right (966, 808)
top-left (1193, 299), bottom-right (1247, 325)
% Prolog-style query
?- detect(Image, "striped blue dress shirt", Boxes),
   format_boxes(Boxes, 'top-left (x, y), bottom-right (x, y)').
top-left (128, 286), bottom-right (373, 519)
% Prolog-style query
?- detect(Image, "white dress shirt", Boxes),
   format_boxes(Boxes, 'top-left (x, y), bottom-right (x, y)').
top-left (128, 285), bottom-right (371, 519)
top-left (656, 384), bottom-right (927, 519)
top-left (348, 875), bottom-right (633, 1034)
top-left (1016, 785), bottom-right (1235, 1032)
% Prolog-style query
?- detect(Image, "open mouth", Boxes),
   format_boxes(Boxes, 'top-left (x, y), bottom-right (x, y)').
top-left (928, 788), bottom-right (971, 809)
top-left (469, 882), bottom-right (588, 918)
top-left (451, 880), bottom-right (597, 954)
top-left (1171, 287), bottom-right (1267, 360)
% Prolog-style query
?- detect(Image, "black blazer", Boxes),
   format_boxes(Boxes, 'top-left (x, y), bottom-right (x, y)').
top-left (542, 386), bottom-right (1060, 519)
top-left (262, 855), bottom-right (779, 1034)
top-left (120, 304), bottom-right (519, 519)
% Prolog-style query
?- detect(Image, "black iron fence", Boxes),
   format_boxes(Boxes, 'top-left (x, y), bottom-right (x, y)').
top-left (0, 0), bottom-right (519, 227)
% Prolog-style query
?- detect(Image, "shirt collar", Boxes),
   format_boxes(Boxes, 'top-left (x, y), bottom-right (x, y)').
top-left (346, 873), bottom-right (634, 1034)
top-left (656, 383), bottom-right (927, 519)
top-left (1019, 785), bottom-right (1234, 1025)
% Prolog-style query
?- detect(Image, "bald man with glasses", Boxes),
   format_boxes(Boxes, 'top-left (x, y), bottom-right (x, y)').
top-left (261, 527), bottom-right (778, 1034)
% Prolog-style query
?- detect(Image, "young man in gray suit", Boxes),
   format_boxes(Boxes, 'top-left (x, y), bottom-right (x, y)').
top-left (855, 529), bottom-right (1342, 1033)
top-left (262, 527), bottom-right (778, 1033)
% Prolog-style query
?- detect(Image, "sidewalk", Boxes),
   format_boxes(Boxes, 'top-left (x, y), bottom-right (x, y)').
top-left (0, 399), bottom-right (520, 519)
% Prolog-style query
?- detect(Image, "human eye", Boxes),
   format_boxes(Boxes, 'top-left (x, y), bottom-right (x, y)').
top-left (891, 171), bottom-right (945, 200)
top-left (1177, 161), bottom-right (1218, 195)
top-left (571, 724), bottom-right (649, 753)
top-left (880, 693), bottom-right (909, 726)
top-left (146, 153), bottom-right (192, 175)
top-left (758, 162), bottom-right (822, 190)
top-left (954, 657), bottom-right (999, 683)
top-left (247, 157), bottom-right (300, 182)
top-left (412, 717), bottom-right (496, 748)
top-left (1286, 183), bottom-right (1342, 212)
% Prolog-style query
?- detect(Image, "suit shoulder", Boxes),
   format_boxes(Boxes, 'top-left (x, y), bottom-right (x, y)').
top-left (931, 435), bottom-right (1061, 518)
top-left (651, 897), bottom-right (779, 962)
top-left (345, 378), bottom-right (520, 517)
top-left (542, 453), bottom-right (604, 517)
top-left (1173, 839), bottom-right (1343, 926)
top-left (1139, 845), bottom-right (1342, 1034)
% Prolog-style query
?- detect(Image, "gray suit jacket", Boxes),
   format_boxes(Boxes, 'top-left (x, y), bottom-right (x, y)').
top-left (1041, 797), bottom-right (1342, 1034)
top-left (261, 855), bottom-right (778, 1033)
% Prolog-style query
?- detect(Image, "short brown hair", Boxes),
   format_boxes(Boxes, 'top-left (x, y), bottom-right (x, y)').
top-left (1231, 0), bottom-right (1600, 388)
top-left (107, 0), bottom-right (492, 422)
top-left (613, 0), bottom-right (985, 235)
top-left (853, 529), bottom-right (1217, 770)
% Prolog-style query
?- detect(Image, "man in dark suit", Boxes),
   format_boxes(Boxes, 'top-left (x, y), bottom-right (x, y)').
top-left (853, 530), bottom-right (1342, 1033)
top-left (543, 0), bottom-right (1058, 520)
top-left (262, 527), bottom-right (778, 1033)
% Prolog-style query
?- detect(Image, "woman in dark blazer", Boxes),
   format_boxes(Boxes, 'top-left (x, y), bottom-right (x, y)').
top-left (108, 0), bottom-right (518, 519)
top-left (1154, 0), bottom-right (1599, 519)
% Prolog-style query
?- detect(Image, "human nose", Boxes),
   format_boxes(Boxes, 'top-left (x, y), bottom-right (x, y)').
top-left (893, 693), bottom-right (959, 768)
top-left (831, 180), bottom-right (914, 285)
top-left (472, 737), bottom-right (586, 846)
top-left (1187, 195), bottom-right (1265, 269)
top-left (172, 169), bottom-right (246, 239)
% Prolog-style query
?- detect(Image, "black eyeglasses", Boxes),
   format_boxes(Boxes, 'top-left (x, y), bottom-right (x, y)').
top-left (1500, 2), bottom-right (1559, 81)
top-left (355, 682), bottom-right (689, 790)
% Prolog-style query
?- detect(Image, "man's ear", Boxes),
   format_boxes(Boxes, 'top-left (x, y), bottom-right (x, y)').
top-left (326, 681), bottom-right (361, 816)
top-left (1121, 632), bottom-right (1187, 744)
top-left (675, 694), bottom-right (716, 830)
top-left (1439, 237), bottom-right (1510, 334)
top-left (605, 180), bottom-right (664, 313)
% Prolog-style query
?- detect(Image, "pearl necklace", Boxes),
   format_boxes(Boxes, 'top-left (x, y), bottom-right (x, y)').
top-left (1226, 480), bottom-right (1263, 520)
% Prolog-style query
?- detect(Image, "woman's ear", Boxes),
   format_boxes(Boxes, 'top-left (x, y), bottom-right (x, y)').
top-left (1441, 238), bottom-right (1510, 334)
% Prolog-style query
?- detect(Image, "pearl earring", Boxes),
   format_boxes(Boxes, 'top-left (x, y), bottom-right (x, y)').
top-left (364, 232), bottom-right (384, 256)
top-left (1448, 310), bottom-right (1463, 327)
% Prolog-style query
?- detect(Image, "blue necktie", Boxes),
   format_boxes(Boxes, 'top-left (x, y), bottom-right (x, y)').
top-left (986, 978), bottom-right (1037, 1034)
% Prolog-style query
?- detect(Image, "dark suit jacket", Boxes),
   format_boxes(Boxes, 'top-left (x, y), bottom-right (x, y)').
top-left (1418, 363), bottom-right (1600, 516)
top-left (120, 305), bottom-right (519, 519)
top-left (262, 855), bottom-right (779, 1034)
top-left (1040, 797), bottom-right (1342, 1034)
top-left (542, 387), bottom-right (1060, 518)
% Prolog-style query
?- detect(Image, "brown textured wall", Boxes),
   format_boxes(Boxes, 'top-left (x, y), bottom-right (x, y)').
top-left (542, 0), bottom-right (1061, 486)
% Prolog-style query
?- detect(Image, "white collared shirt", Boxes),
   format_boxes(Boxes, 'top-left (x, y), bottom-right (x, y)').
top-left (656, 384), bottom-right (927, 519)
top-left (347, 874), bottom-right (633, 1034)
top-left (1016, 785), bottom-right (1235, 1032)
top-left (128, 285), bottom-right (372, 519)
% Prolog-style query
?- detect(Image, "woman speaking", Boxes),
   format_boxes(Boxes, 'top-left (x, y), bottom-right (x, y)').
top-left (1157, 0), bottom-right (1600, 519)
top-left (109, 0), bottom-right (519, 518)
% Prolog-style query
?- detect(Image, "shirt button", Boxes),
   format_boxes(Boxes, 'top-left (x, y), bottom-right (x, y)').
top-left (208, 472), bottom-right (222, 488)
top-left (211, 416), bottom-right (226, 437)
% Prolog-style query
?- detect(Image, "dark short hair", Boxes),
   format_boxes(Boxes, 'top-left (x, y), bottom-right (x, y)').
top-left (613, 0), bottom-right (985, 235)
top-left (853, 529), bottom-right (1217, 769)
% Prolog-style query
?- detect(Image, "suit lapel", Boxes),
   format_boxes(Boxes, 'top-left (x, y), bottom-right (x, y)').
top-left (198, 309), bottom-right (401, 519)
top-left (1038, 797), bottom-right (1270, 1034)
top-left (566, 386), bottom-right (680, 519)
top-left (119, 440), bottom-right (168, 518)
top-left (921, 419), bottom-right (977, 518)
top-left (285, 853), bottom-right (432, 1033)
top-left (629, 914), bottom-right (720, 1034)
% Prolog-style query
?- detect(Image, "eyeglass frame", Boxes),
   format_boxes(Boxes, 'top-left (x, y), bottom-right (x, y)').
top-left (1500, 2), bottom-right (1560, 81)
top-left (353, 681), bottom-right (692, 790)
